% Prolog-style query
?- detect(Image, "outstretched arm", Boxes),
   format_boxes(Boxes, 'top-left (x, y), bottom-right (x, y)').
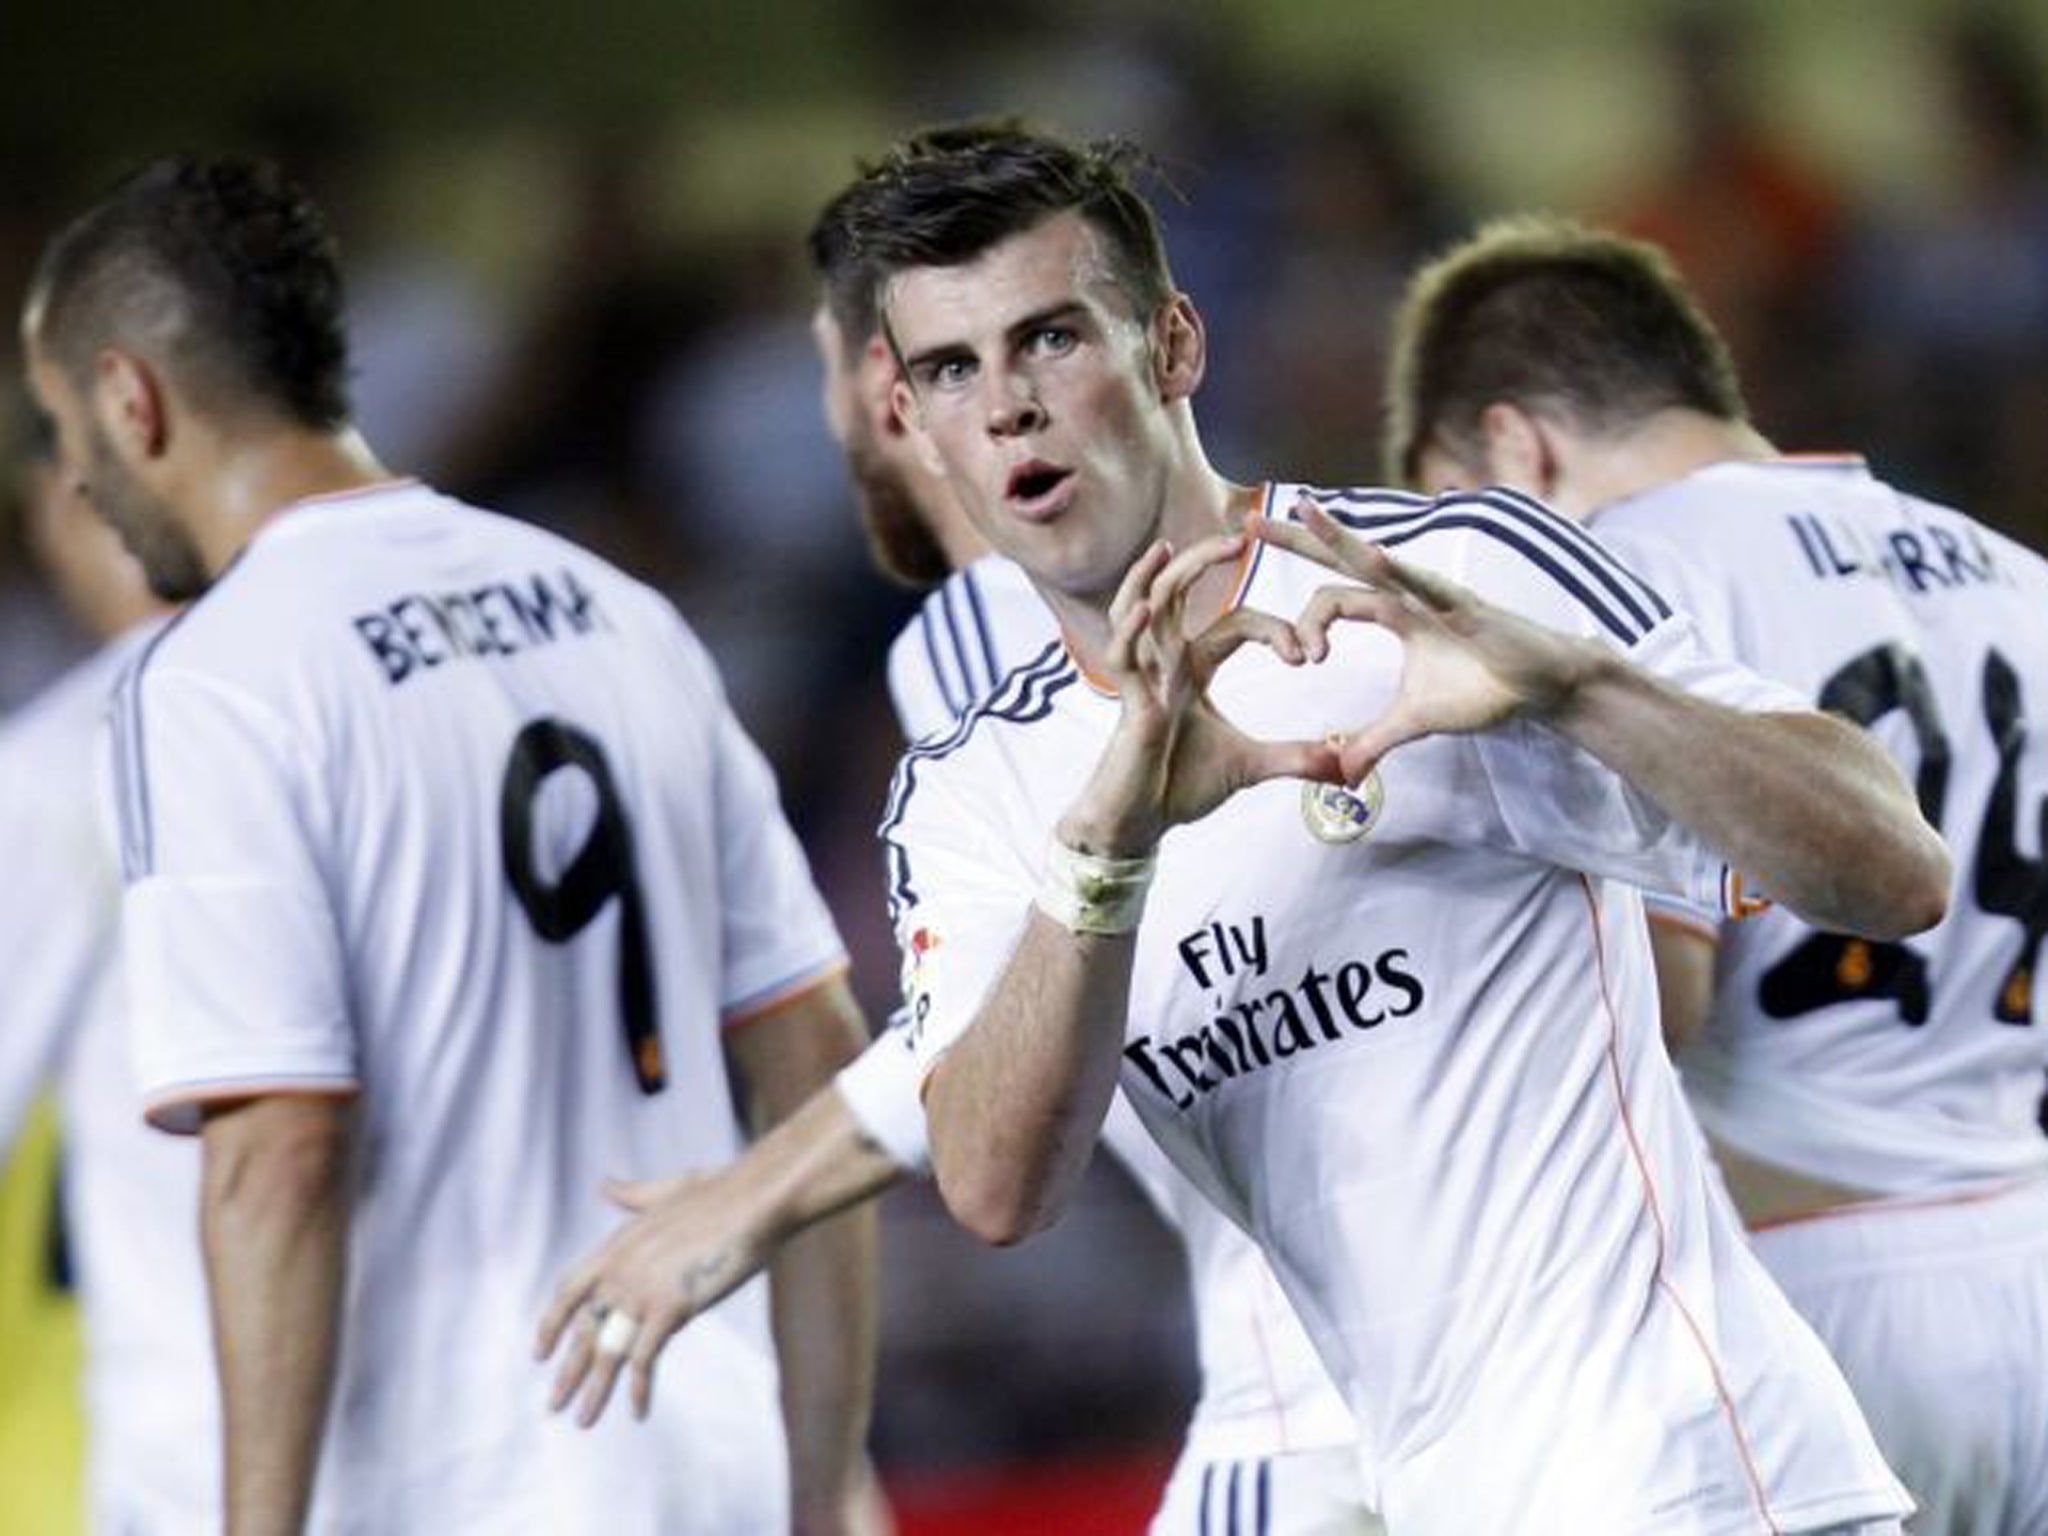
top-left (1257, 504), bottom-right (1951, 940)
top-left (537, 1065), bottom-right (902, 1424)
top-left (200, 1093), bottom-right (354, 1536)
top-left (541, 977), bottom-right (879, 1532)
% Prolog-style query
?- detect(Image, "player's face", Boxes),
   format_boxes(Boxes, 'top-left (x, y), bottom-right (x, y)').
top-left (23, 335), bottom-right (209, 602)
top-left (886, 211), bottom-right (1177, 605)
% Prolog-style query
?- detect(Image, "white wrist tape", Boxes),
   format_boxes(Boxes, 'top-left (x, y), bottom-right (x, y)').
top-left (1035, 838), bottom-right (1156, 936)
top-left (833, 1023), bottom-right (931, 1174)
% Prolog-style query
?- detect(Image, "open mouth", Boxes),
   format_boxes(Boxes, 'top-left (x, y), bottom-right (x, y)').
top-left (1006, 461), bottom-right (1074, 509)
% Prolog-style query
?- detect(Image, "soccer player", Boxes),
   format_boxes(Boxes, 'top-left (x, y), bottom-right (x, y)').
top-left (22, 156), bottom-right (877, 1535)
top-left (1386, 215), bottom-right (2048, 1535)
top-left (0, 446), bottom-right (203, 1530)
top-left (844, 125), bottom-right (1950, 1533)
top-left (542, 142), bottom-right (1380, 1536)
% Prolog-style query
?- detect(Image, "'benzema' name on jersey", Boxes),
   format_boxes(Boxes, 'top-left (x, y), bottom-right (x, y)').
top-left (351, 567), bottom-right (612, 686)
top-left (1126, 914), bottom-right (1426, 1110)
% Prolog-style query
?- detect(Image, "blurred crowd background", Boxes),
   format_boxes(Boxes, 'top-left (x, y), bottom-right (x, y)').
top-left (5, 0), bottom-right (2048, 1523)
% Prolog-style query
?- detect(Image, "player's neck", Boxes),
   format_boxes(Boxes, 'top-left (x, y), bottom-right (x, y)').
top-left (187, 426), bottom-right (396, 577)
top-left (1579, 411), bottom-right (1776, 520)
top-left (1054, 468), bottom-right (1259, 682)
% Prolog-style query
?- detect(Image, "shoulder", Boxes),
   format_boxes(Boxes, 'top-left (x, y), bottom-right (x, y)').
top-left (880, 638), bottom-right (1077, 831)
top-left (1267, 481), bottom-right (1672, 646)
top-left (889, 557), bottom-right (1057, 727)
top-left (0, 627), bottom-right (153, 774)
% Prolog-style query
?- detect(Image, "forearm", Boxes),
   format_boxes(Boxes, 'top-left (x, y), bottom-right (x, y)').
top-left (757, 1087), bottom-right (905, 1238)
top-left (925, 911), bottom-right (1135, 1245)
top-left (1553, 653), bottom-right (1950, 938)
top-left (201, 1100), bottom-right (352, 1536)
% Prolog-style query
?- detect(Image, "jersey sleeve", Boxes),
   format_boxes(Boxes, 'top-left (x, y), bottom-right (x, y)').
top-left (115, 663), bottom-right (355, 1134)
top-left (885, 621), bottom-right (957, 743)
top-left (1589, 518), bottom-right (1745, 662)
top-left (879, 751), bottom-right (1037, 1080)
top-left (1402, 494), bottom-right (1806, 913)
top-left (831, 1015), bottom-right (930, 1173)
top-left (693, 641), bottom-right (848, 1025)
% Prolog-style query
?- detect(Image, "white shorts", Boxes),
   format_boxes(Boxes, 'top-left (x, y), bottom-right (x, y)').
top-left (1750, 1174), bottom-right (2048, 1536)
top-left (1150, 1443), bottom-right (1383, 1536)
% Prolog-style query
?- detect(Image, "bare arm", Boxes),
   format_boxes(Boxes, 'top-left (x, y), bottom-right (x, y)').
top-left (538, 1071), bottom-right (901, 1422)
top-left (200, 1093), bottom-right (354, 1536)
top-left (1551, 666), bottom-right (1948, 939)
top-left (925, 915), bottom-right (1137, 1245)
top-left (729, 979), bottom-right (878, 1536)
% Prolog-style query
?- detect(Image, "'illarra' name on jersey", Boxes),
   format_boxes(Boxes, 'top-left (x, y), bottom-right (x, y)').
top-left (1790, 500), bottom-right (2010, 597)
top-left (1126, 914), bottom-right (1427, 1110)
top-left (351, 568), bottom-right (612, 686)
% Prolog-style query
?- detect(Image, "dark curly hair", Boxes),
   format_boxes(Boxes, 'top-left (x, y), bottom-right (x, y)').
top-left (29, 155), bottom-right (352, 430)
top-left (818, 121), bottom-right (1176, 354)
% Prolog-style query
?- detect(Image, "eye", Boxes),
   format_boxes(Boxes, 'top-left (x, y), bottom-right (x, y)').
top-left (1027, 325), bottom-right (1076, 357)
top-left (917, 355), bottom-right (975, 393)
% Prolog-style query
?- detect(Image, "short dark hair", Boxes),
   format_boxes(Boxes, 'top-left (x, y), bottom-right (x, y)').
top-left (821, 121), bottom-right (1175, 351)
top-left (808, 120), bottom-right (1043, 347)
top-left (1384, 216), bottom-right (1746, 484)
top-left (29, 155), bottom-right (352, 430)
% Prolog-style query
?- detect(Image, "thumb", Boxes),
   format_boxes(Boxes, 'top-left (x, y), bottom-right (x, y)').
top-left (602, 1176), bottom-right (669, 1211)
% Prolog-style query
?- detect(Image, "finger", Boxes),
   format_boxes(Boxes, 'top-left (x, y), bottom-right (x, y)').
top-left (537, 1266), bottom-right (600, 1360)
top-left (1102, 599), bottom-right (1152, 684)
top-left (628, 1305), bottom-right (682, 1421)
top-left (576, 1312), bottom-right (637, 1428)
top-left (1332, 529), bottom-right (1466, 613)
top-left (1295, 585), bottom-right (1411, 662)
top-left (602, 1175), bottom-right (687, 1213)
top-left (1184, 607), bottom-right (1304, 678)
top-left (1339, 716), bottom-right (1424, 784)
top-left (1146, 531), bottom-right (1247, 620)
top-left (1237, 735), bottom-right (1346, 788)
top-left (1108, 540), bottom-right (1173, 630)
top-left (549, 1311), bottom-right (601, 1412)
top-left (1253, 504), bottom-right (1354, 577)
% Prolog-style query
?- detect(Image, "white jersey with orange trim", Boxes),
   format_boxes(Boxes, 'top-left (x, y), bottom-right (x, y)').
top-left (116, 482), bottom-right (845, 1534)
top-left (886, 485), bottom-right (1907, 1535)
top-left (1591, 456), bottom-right (2048, 1197)
top-left (887, 554), bottom-right (1362, 1477)
top-left (0, 623), bottom-right (222, 1530)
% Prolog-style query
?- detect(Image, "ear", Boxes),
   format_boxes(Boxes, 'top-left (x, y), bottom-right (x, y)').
top-left (1151, 294), bottom-right (1206, 403)
top-left (1476, 402), bottom-right (1560, 500)
top-left (889, 373), bottom-right (946, 477)
top-left (858, 336), bottom-right (908, 443)
top-left (92, 348), bottom-right (170, 461)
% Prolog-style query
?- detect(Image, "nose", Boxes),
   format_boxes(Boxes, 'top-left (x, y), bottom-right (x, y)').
top-left (983, 368), bottom-right (1045, 439)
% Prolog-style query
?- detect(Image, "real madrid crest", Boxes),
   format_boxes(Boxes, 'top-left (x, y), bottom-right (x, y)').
top-left (1301, 767), bottom-right (1384, 845)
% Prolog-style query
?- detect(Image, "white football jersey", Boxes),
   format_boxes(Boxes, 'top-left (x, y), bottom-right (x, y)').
top-left (888, 553), bottom-right (1358, 1463)
top-left (115, 482), bottom-right (846, 1534)
top-left (1594, 457), bottom-right (2048, 1196)
top-left (886, 556), bottom-right (1043, 742)
top-left (0, 623), bottom-right (220, 1527)
top-left (886, 486), bottom-right (1907, 1534)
